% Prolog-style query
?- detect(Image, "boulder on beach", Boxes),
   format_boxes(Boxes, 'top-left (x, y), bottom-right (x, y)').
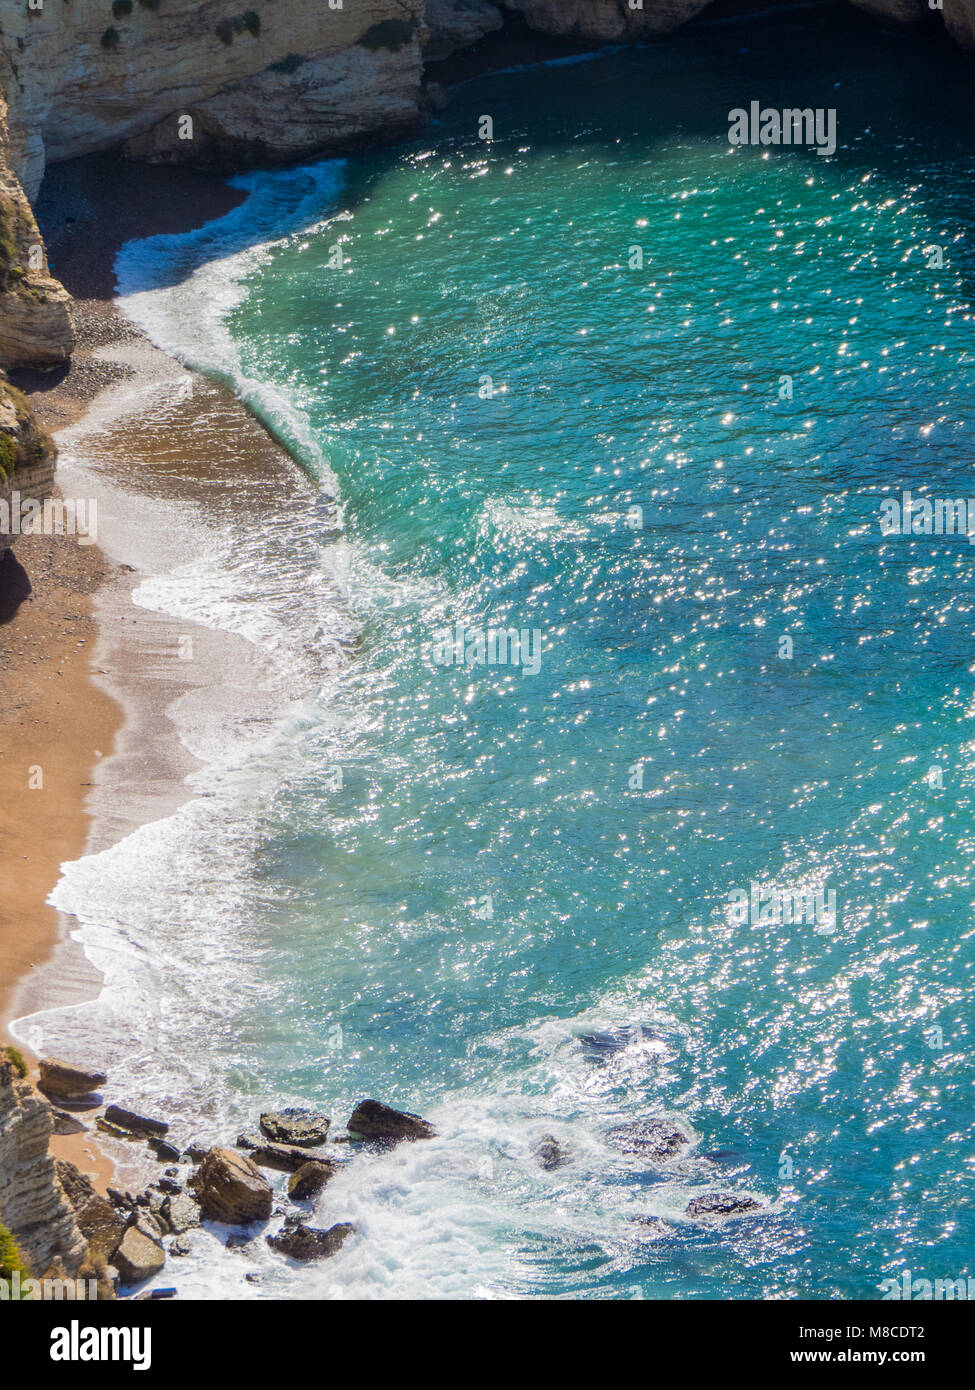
top-left (607, 1118), bottom-right (691, 1161)
top-left (113, 1226), bottom-right (165, 1285)
top-left (103, 1104), bottom-right (170, 1138)
top-left (193, 1147), bottom-right (273, 1225)
top-left (259, 1108), bottom-right (331, 1147)
top-left (267, 1221), bottom-right (355, 1263)
top-left (347, 1099), bottom-right (434, 1143)
top-left (55, 1158), bottom-right (127, 1264)
top-left (38, 1057), bottom-right (107, 1100)
top-left (684, 1193), bottom-right (764, 1222)
top-left (288, 1160), bottom-right (336, 1201)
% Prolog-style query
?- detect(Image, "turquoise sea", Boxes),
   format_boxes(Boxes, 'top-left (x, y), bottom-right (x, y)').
top-left (48, 7), bottom-right (975, 1296)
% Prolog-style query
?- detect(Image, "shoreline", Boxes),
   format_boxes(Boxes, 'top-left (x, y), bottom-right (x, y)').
top-left (0, 155), bottom-right (299, 1196)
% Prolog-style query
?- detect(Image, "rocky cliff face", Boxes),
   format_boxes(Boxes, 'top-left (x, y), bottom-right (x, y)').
top-left (0, 0), bottom-right (427, 199)
top-left (0, 92), bottom-right (73, 369)
top-left (0, 1058), bottom-right (88, 1280)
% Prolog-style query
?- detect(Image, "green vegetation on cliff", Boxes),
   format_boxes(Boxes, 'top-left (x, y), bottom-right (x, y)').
top-left (0, 1221), bottom-right (32, 1293)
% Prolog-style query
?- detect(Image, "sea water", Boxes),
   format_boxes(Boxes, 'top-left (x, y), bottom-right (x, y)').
top-left (31, 8), bottom-right (975, 1298)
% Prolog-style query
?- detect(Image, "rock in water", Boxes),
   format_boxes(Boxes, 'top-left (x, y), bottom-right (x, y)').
top-left (193, 1147), bottom-right (273, 1225)
top-left (685, 1193), bottom-right (764, 1221)
top-left (246, 1139), bottom-right (329, 1173)
top-left (534, 1135), bottom-right (570, 1171)
top-left (267, 1221), bottom-right (356, 1262)
top-left (608, 1119), bottom-right (691, 1160)
top-left (578, 1026), bottom-right (666, 1061)
top-left (347, 1099), bottom-right (434, 1143)
top-left (259, 1108), bottom-right (331, 1146)
top-left (288, 1161), bottom-right (335, 1201)
top-left (38, 1057), bottom-right (107, 1100)
top-left (113, 1226), bottom-right (165, 1285)
top-left (103, 1104), bottom-right (169, 1138)
top-left (161, 1193), bottom-right (201, 1235)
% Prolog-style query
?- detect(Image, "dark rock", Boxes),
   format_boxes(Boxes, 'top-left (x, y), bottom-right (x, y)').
top-left (629, 1216), bottom-right (674, 1240)
top-left (347, 1099), bottom-right (434, 1143)
top-left (113, 1226), bottom-right (165, 1285)
top-left (259, 1108), bottom-right (331, 1147)
top-left (157, 1176), bottom-right (181, 1195)
top-left (106, 1187), bottom-right (140, 1210)
top-left (169, 1235), bottom-right (193, 1258)
top-left (247, 1140), bottom-right (326, 1173)
top-left (236, 1132), bottom-right (262, 1151)
top-left (192, 1147), bottom-right (273, 1225)
top-left (38, 1057), bottom-right (107, 1100)
top-left (267, 1221), bottom-right (355, 1263)
top-left (103, 1104), bottom-right (169, 1138)
top-left (148, 1137), bottom-right (181, 1162)
top-left (685, 1193), bottom-right (764, 1221)
top-left (608, 1118), bottom-right (691, 1161)
top-left (534, 1135), bottom-right (570, 1171)
top-left (182, 1141), bottom-right (208, 1163)
top-left (288, 1160), bottom-right (336, 1201)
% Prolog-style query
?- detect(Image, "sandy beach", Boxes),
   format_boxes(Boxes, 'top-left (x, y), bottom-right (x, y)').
top-left (0, 154), bottom-right (320, 1193)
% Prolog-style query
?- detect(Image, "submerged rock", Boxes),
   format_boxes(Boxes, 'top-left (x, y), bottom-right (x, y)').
top-left (259, 1108), bottom-right (331, 1147)
top-left (288, 1160), bottom-right (336, 1201)
top-left (608, 1119), bottom-right (691, 1161)
top-left (193, 1147), bottom-right (273, 1225)
top-left (347, 1099), bottom-right (434, 1143)
top-left (38, 1057), bottom-right (106, 1100)
top-left (579, 1026), bottom-right (665, 1061)
top-left (534, 1135), bottom-right (570, 1171)
top-left (684, 1193), bottom-right (764, 1222)
top-left (267, 1221), bottom-right (356, 1263)
top-left (629, 1216), bottom-right (674, 1240)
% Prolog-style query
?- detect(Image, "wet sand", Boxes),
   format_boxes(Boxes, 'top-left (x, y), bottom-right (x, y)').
top-left (0, 154), bottom-right (316, 1192)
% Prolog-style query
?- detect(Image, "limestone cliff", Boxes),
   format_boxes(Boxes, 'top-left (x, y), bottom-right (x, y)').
top-left (0, 92), bottom-right (73, 369)
top-left (0, 0), bottom-right (427, 199)
top-left (0, 371), bottom-right (56, 556)
top-left (0, 1057), bottom-right (88, 1280)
